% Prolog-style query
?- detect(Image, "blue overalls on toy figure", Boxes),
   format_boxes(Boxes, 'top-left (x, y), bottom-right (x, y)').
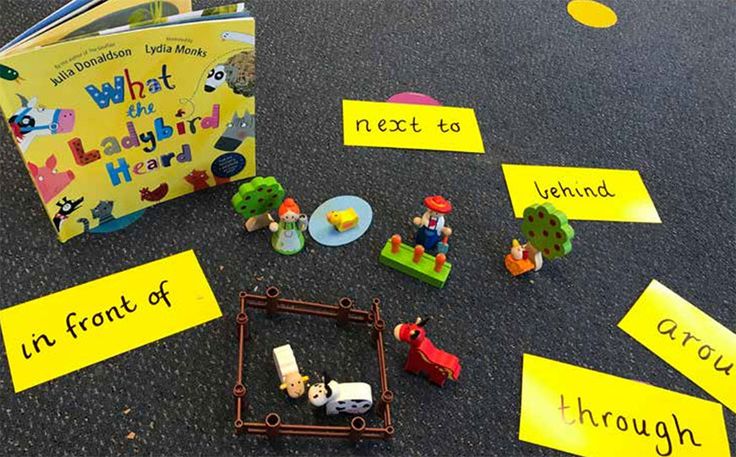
top-left (412, 195), bottom-right (452, 253)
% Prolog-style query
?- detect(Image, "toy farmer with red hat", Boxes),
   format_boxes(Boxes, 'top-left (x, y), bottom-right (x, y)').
top-left (412, 195), bottom-right (453, 252)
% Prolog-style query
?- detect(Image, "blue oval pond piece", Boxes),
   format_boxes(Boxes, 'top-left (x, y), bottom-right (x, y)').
top-left (211, 152), bottom-right (246, 178)
top-left (308, 195), bottom-right (373, 247)
top-left (90, 209), bottom-right (145, 234)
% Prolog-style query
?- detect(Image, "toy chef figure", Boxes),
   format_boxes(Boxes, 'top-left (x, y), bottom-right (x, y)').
top-left (269, 198), bottom-right (308, 255)
top-left (412, 195), bottom-right (452, 251)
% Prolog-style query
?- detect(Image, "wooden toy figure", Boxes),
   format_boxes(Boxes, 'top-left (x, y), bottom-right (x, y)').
top-left (378, 195), bottom-right (454, 288)
top-left (505, 239), bottom-right (536, 276)
top-left (412, 195), bottom-right (452, 252)
top-left (307, 373), bottom-right (373, 415)
top-left (393, 317), bottom-right (461, 387)
top-left (269, 197), bottom-right (308, 255)
top-left (273, 344), bottom-right (309, 399)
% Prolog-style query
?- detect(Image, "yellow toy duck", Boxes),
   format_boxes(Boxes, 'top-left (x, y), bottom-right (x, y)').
top-left (326, 208), bottom-right (359, 232)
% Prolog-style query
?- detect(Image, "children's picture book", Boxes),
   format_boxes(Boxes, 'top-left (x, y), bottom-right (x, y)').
top-left (95, 4), bottom-right (248, 38)
top-left (0, 3), bottom-right (255, 242)
top-left (0, 0), bottom-right (103, 53)
top-left (0, 0), bottom-right (193, 56)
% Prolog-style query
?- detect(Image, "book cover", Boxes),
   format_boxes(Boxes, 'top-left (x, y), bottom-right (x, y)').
top-left (0, 16), bottom-right (256, 242)
top-left (0, 0), bottom-right (103, 52)
top-left (1, 0), bottom-right (193, 56)
top-left (95, 4), bottom-right (248, 38)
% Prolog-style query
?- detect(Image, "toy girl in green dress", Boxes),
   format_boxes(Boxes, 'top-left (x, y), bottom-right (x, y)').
top-left (269, 197), bottom-right (308, 255)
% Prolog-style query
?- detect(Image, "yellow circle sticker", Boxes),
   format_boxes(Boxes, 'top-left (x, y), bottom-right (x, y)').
top-left (567, 0), bottom-right (618, 28)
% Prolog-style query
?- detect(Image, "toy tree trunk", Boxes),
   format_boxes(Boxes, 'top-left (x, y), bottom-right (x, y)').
top-left (244, 213), bottom-right (273, 232)
top-left (526, 243), bottom-right (543, 271)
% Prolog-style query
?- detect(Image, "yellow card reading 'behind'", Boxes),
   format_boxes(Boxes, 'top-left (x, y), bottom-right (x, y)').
top-left (502, 163), bottom-right (661, 223)
top-left (342, 100), bottom-right (485, 153)
top-left (519, 353), bottom-right (730, 457)
top-left (619, 280), bottom-right (736, 413)
top-left (0, 250), bottom-right (221, 392)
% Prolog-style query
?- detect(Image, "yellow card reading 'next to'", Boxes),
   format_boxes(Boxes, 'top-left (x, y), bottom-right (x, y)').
top-left (0, 250), bottom-right (221, 392)
top-left (502, 163), bottom-right (661, 223)
top-left (519, 354), bottom-right (730, 457)
top-left (342, 100), bottom-right (485, 153)
top-left (619, 280), bottom-right (736, 413)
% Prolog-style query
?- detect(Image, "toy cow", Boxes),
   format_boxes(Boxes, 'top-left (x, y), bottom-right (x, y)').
top-left (273, 344), bottom-right (309, 398)
top-left (307, 373), bottom-right (372, 415)
top-left (393, 317), bottom-right (461, 387)
top-left (326, 208), bottom-right (359, 232)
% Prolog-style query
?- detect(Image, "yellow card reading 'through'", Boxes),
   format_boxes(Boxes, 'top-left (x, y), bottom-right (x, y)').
top-left (519, 354), bottom-right (730, 457)
top-left (502, 163), bottom-right (661, 223)
top-left (0, 250), bottom-right (221, 392)
top-left (619, 280), bottom-right (736, 413)
top-left (342, 100), bottom-right (485, 153)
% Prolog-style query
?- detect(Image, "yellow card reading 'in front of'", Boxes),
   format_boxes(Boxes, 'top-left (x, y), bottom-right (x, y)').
top-left (618, 280), bottom-right (736, 413)
top-left (502, 163), bottom-right (661, 223)
top-left (0, 250), bottom-right (221, 392)
top-left (342, 100), bottom-right (485, 153)
top-left (519, 354), bottom-right (730, 457)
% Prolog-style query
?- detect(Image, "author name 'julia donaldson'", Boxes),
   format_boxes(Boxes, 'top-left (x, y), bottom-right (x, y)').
top-left (51, 48), bottom-right (132, 87)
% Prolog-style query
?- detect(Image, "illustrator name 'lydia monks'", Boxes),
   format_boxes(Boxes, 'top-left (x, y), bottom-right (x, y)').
top-left (145, 43), bottom-right (208, 57)
top-left (51, 48), bottom-right (132, 87)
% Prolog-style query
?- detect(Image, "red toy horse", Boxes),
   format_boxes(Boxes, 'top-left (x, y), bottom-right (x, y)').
top-left (393, 317), bottom-right (461, 387)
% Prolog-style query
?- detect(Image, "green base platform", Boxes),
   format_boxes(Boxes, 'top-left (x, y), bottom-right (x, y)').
top-left (378, 239), bottom-right (452, 288)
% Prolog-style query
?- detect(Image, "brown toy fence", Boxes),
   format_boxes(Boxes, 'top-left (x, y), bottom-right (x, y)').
top-left (233, 286), bottom-right (395, 441)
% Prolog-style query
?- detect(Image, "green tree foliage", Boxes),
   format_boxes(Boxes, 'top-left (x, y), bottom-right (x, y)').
top-left (231, 176), bottom-right (285, 219)
top-left (521, 203), bottom-right (574, 260)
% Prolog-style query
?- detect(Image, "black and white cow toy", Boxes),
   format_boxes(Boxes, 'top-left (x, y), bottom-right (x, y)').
top-left (307, 373), bottom-right (372, 415)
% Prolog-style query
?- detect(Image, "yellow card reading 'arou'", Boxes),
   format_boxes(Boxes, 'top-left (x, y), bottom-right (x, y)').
top-left (502, 164), bottom-right (661, 223)
top-left (619, 280), bottom-right (736, 413)
top-left (519, 354), bottom-right (730, 457)
top-left (0, 250), bottom-right (221, 392)
top-left (342, 100), bottom-right (485, 153)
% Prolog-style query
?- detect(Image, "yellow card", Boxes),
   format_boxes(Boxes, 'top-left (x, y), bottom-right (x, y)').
top-left (502, 163), bottom-right (661, 223)
top-left (342, 100), bottom-right (485, 153)
top-left (519, 353), bottom-right (730, 457)
top-left (0, 250), bottom-right (221, 392)
top-left (619, 280), bottom-right (736, 413)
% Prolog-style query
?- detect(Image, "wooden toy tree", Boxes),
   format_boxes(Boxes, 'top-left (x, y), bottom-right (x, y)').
top-left (520, 203), bottom-right (574, 271)
top-left (231, 176), bottom-right (285, 231)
